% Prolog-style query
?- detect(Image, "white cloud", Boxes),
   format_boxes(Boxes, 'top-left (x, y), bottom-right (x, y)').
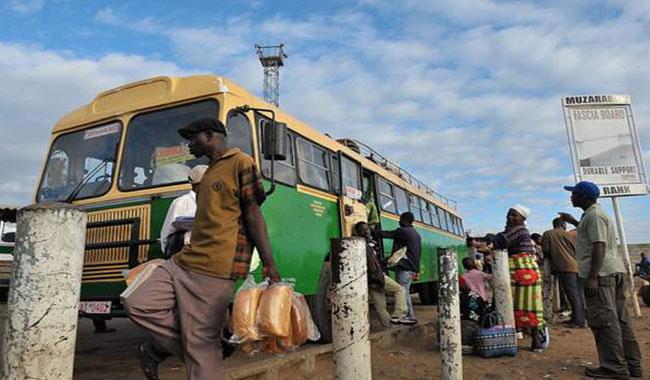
top-left (7, 0), bottom-right (43, 14)
top-left (0, 42), bottom-right (187, 205)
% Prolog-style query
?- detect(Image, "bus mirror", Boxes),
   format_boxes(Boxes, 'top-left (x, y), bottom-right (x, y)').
top-left (263, 121), bottom-right (287, 161)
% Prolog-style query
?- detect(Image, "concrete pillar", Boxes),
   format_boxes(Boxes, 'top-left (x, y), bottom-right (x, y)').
top-left (1, 203), bottom-right (86, 380)
top-left (492, 249), bottom-right (515, 327)
top-left (330, 237), bottom-right (371, 380)
top-left (438, 249), bottom-right (462, 380)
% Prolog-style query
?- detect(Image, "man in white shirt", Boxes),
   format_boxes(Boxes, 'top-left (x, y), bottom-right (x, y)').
top-left (160, 165), bottom-right (208, 256)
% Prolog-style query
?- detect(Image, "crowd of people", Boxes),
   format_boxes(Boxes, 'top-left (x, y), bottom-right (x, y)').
top-left (120, 117), bottom-right (643, 380)
top-left (463, 181), bottom-right (643, 379)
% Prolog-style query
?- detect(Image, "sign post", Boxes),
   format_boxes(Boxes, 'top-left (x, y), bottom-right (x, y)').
top-left (562, 94), bottom-right (648, 317)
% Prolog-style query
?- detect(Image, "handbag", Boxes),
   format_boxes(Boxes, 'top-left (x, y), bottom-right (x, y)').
top-left (473, 310), bottom-right (517, 358)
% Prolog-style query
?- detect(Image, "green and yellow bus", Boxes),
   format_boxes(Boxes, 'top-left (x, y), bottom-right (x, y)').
top-left (34, 75), bottom-right (466, 338)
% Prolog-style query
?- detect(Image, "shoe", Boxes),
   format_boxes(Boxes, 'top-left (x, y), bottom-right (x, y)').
top-left (137, 342), bottom-right (165, 380)
top-left (628, 367), bottom-right (642, 378)
top-left (562, 321), bottom-right (585, 328)
top-left (389, 317), bottom-right (401, 324)
top-left (538, 326), bottom-right (550, 349)
top-left (584, 366), bottom-right (630, 379)
top-left (398, 317), bottom-right (417, 325)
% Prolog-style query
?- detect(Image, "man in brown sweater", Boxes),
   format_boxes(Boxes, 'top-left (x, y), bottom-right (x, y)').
top-left (542, 217), bottom-right (584, 327)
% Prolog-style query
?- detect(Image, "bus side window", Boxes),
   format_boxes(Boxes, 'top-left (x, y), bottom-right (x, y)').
top-left (340, 155), bottom-right (362, 195)
top-left (444, 211), bottom-right (453, 233)
top-left (428, 203), bottom-right (440, 228)
top-left (420, 198), bottom-right (433, 225)
top-left (394, 187), bottom-right (409, 215)
top-left (259, 119), bottom-right (296, 186)
top-left (408, 194), bottom-right (424, 222)
top-left (378, 178), bottom-right (397, 214)
top-left (226, 111), bottom-right (253, 156)
top-left (296, 138), bottom-right (331, 192)
top-left (331, 154), bottom-right (340, 194)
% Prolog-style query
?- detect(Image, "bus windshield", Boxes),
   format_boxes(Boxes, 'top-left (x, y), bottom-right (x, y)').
top-left (38, 122), bottom-right (122, 202)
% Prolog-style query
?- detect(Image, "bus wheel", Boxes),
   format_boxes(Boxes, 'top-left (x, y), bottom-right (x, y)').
top-left (417, 281), bottom-right (438, 305)
top-left (308, 261), bottom-right (332, 343)
top-left (641, 285), bottom-right (650, 307)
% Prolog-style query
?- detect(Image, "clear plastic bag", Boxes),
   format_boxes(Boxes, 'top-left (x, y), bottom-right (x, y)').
top-left (257, 282), bottom-right (294, 338)
top-left (278, 292), bottom-right (321, 350)
top-left (230, 275), bottom-right (268, 344)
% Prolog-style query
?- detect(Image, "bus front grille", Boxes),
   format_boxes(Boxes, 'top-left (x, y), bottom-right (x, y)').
top-left (83, 204), bottom-right (151, 282)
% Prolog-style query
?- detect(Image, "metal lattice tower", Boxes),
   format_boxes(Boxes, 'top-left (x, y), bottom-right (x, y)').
top-left (255, 44), bottom-right (287, 107)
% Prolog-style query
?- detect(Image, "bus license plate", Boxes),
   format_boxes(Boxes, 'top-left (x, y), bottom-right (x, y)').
top-left (79, 301), bottom-right (112, 314)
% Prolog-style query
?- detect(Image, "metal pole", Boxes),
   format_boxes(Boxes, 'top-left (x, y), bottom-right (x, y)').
top-left (611, 197), bottom-right (642, 317)
top-left (438, 249), bottom-right (462, 380)
top-left (1, 203), bottom-right (87, 379)
top-left (492, 249), bottom-right (515, 327)
top-left (330, 237), bottom-right (371, 380)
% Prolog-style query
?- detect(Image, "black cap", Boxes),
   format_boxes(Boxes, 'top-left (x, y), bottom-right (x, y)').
top-left (178, 118), bottom-right (227, 139)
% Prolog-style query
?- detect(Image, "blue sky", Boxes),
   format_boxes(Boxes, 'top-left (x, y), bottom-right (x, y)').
top-left (1, 0), bottom-right (650, 242)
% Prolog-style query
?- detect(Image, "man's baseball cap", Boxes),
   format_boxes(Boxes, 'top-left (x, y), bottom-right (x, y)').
top-left (188, 165), bottom-right (208, 184)
top-left (178, 118), bottom-right (226, 139)
top-left (563, 181), bottom-right (600, 200)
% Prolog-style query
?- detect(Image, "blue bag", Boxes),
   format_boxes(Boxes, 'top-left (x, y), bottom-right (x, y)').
top-left (473, 311), bottom-right (517, 358)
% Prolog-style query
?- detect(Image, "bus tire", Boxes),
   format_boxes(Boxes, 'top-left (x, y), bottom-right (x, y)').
top-left (641, 285), bottom-right (650, 307)
top-left (417, 281), bottom-right (438, 305)
top-left (308, 262), bottom-right (332, 343)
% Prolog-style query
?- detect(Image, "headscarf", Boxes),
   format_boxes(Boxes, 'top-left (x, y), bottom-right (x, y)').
top-left (510, 204), bottom-right (531, 220)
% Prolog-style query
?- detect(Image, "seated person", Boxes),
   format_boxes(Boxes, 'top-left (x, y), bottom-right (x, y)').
top-left (160, 165), bottom-right (208, 256)
top-left (635, 252), bottom-right (650, 276)
top-left (353, 221), bottom-right (413, 326)
top-left (461, 257), bottom-right (492, 303)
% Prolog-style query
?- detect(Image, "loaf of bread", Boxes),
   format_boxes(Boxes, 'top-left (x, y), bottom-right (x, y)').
top-left (290, 294), bottom-right (310, 346)
top-left (257, 283), bottom-right (293, 337)
top-left (232, 287), bottom-right (264, 341)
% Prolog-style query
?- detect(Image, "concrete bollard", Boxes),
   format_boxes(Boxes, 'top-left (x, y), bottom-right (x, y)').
top-left (330, 237), bottom-right (371, 380)
top-left (1, 203), bottom-right (87, 380)
top-left (492, 249), bottom-right (515, 327)
top-left (438, 249), bottom-right (462, 380)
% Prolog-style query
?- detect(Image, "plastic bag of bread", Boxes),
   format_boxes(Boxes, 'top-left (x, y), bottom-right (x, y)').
top-left (282, 292), bottom-right (323, 350)
top-left (231, 276), bottom-right (268, 343)
top-left (257, 282), bottom-right (293, 338)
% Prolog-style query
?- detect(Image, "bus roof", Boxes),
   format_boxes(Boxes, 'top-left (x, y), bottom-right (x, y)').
top-left (50, 74), bottom-right (460, 216)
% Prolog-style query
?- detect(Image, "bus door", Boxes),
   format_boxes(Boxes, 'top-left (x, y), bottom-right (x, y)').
top-left (336, 152), bottom-right (366, 237)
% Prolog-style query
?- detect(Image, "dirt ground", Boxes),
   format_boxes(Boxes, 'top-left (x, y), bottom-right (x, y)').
top-left (1, 287), bottom-right (649, 379)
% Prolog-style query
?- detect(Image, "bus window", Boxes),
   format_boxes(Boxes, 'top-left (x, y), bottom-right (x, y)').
top-left (226, 111), bottom-right (253, 155)
top-left (259, 120), bottom-right (297, 186)
top-left (378, 179), bottom-right (397, 213)
top-left (394, 187), bottom-right (409, 215)
top-left (444, 211), bottom-right (453, 233)
top-left (38, 122), bottom-right (122, 202)
top-left (341, 155), bottom-right (361, 196)
top-left (296, 138), bottom-right (331, 191)
top-left (408, 194), bottom-right (423, 222)
top-left (436, 206), bottom-right (447, 231)
top-left (118, 100), bottom-right (215, 190)
top-left (420, 198), bottom-right (433, 225)
top-left (0, 221), bottom-right (15, 244)
top-left (428, 203), bottom-right (441, 228)
top-left (459, 219), bottom-right (465, 235)
top-left (331, 154), bottom-right (340, 194)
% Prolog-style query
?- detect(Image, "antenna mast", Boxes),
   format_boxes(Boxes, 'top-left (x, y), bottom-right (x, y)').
top-left (255, 44), bottom-right (287, 107)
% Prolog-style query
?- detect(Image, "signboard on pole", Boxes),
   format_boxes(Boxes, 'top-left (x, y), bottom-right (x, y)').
top-left (562, 94), bottom-right (649, 197)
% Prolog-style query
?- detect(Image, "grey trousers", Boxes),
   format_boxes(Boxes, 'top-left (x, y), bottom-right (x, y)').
top-left (123, 259), bottom-right (234, 380)
top-left (555, 271), bottom-right (585, 325)
top-left (581, 273), bottom-right (642, 376)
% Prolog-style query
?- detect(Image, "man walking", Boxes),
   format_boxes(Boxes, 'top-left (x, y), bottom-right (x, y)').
top-left (378, 211), bottom-right (421, 323)
top-left (542, 217), bottom-right (585, 327)
top-left (559, 181), bottom-right (642, 379)
top-left (124, 118), bottom-right (281, 380)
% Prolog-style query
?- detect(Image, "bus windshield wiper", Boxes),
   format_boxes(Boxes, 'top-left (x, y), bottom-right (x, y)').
top-left (65, 158), bottom-right (112, 203)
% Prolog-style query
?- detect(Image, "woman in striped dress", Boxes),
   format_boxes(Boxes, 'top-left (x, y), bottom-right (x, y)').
top-left (493, 205), bottom-right (548, 351)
